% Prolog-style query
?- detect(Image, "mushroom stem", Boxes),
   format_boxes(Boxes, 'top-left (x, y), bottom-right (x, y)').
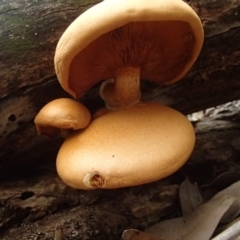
top-left (100, 66), bottom-right (141, 110)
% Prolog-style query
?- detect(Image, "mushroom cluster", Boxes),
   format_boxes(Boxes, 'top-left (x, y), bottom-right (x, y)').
top-left (35, 0), bottom-right (204, 189)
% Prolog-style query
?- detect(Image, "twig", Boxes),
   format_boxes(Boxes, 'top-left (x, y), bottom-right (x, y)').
top-left (54, 225), bottom-right (63, 240)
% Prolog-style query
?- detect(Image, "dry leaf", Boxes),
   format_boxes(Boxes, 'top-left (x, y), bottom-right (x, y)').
top-left (179, 177), bottom-right (203, 216)
top-left (212, 218), bottom-right (240, 240)
top-left (145, 194), bottom-right (237, 240)
top-left (212, 180), bottom-right (240, 223)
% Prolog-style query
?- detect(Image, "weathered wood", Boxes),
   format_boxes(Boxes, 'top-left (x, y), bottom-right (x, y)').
top-left (0, 0), bottom-right (100, 98)
top-left (0, 174), bottom-right (179, 239)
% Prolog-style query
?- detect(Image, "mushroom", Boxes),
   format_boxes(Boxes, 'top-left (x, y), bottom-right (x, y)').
top-left (92, 107), bottom-right (111, 119)
top-left (34, 98), bottom-right (91, 138)
top-left (56, 102), bottom-right (195, 189)
top-left (42, 0), bottom-right (204, 189)
top-left (54, 0), bottom-right (204, 109)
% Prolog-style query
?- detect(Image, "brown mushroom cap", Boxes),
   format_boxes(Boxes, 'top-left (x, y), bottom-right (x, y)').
top-left (55, 0), bottom-right (204, 98)
top-left (56, 102), bottom-right (195, 189)
top-left (34, 98), bottom-right (91, 138)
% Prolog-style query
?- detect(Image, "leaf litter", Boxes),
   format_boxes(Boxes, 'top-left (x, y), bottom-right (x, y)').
top-left (121, 179), bottom-right (240, 240)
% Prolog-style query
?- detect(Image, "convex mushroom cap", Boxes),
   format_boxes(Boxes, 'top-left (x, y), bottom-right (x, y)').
top-left (56, 102), bottom-right (195, 189)
top-left (55, 0), bottom-right (204, 106)
top-left (34, 98), bottom-right (91, 138)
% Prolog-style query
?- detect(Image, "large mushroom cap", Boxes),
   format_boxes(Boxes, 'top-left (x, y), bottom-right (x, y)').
top-left (55, 0), bottom-right (204, 98)
top-left (56, 102), bottom-right (195, 189)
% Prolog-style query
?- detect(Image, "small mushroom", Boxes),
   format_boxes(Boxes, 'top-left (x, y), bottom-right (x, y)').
top-left (54, 0), bottom-right (204, 109)
top-left (34, 98), bottom-right (91, 138)
top-left (56, 102), bottom-right (195, 189)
